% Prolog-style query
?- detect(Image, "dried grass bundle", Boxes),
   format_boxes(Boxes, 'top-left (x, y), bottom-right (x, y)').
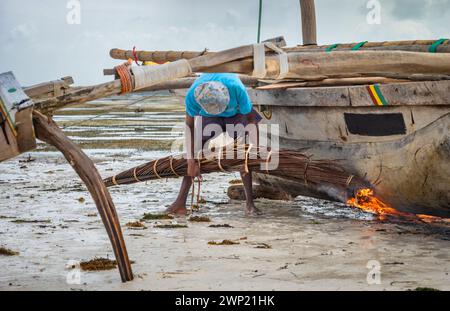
top-left (103, 145), bottom-right (369, 198)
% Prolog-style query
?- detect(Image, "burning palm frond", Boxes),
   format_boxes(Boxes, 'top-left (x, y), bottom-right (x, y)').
top-left (347, 188), bottom-right (450, 225)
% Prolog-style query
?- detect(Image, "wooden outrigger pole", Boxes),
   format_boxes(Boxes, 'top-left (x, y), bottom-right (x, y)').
top-left (32, 110), bottom-right (134, 282)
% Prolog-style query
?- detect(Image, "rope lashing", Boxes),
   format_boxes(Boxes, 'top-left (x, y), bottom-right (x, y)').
top-left (265, 150), bottom-right (273, 174)
top-left (153, 158), bottom-right (162, 179)
top-left (351, 41), bottom-right (368, 51)
top-left (252, 43), bottom-right (266, 78)
top-left (190, 177), bottom-right (202, 211)
top-left (112, 175), bottom-right (119, 186)
top-left (196, 178), bottom-right (201, 206)
top-left (190, 177), bottom-right (195, 210)
top-left (325, 44), bottom-right (339, 52)
top-left (244, 144), bottom-right (253, 174)
top-left (169, 156), bottom-right (181, 177)
top-left (131, 59), bottom-right (192, 91)
top-left (217, 148), bottom-right (227, 172)
top-left (133, 167), bottom-right (141, 182)
top-left (196, 150), bottom-right (203, 173)
top-left (429, 38), bottom-right (448, 53)
top-left (252, 42), bottom-right (289, 79)
top-left (114, 61), bottom-right (133, 94)
top-left (132, 46), bottom-right (140, 66)
top-left (346, 175), bottom-right (355, 187)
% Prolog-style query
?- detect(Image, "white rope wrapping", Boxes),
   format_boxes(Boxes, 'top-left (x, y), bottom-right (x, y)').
top-left (131, 59), bottom-right (192, 90)
top-left (252, 42), bottom-right (289, 80)
top-left (252, 43), bottom-right (267, 78)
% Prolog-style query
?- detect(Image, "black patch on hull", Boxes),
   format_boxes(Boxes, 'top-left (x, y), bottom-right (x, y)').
top-left (344, 113), bottom-right (406, 136)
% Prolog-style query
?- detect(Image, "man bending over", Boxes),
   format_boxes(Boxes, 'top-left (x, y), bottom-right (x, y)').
top-left (166, 73), bottom-right (262, 216)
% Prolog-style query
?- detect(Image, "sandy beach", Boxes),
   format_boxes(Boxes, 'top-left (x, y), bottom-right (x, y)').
top-left (1, 95), bottom-right (449, 291)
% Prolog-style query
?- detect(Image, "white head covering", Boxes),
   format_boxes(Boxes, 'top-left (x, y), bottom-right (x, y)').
top-left (194, 81), bottom-right (230, 115)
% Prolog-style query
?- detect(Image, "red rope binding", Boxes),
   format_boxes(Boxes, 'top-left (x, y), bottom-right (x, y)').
top-left (132, 46), bottom-right (140, 66)
top-left (114, 60), bottom-right (133, 94)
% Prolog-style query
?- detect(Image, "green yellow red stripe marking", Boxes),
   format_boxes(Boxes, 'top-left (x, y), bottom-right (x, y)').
top-left (367, 84), bottom-right (388, 106)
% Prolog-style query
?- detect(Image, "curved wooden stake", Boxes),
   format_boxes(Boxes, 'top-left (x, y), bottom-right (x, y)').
top-left (32, 110), bottom-right (133, 282)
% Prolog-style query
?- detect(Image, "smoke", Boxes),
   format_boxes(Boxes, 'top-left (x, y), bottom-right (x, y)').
top-left (316, 184), bottom-right (348, 203)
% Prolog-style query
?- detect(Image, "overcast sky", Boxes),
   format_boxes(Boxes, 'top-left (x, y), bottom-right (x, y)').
top-left (0, 0), bottom-right (449, 86)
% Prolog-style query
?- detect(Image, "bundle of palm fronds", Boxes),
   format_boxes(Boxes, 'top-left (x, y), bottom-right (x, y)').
top-left (103, 145), bottom-right (369, 197)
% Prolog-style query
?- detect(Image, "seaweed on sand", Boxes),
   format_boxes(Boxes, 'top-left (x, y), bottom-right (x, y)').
top-left (11, 219), bottom-right (51, 224)
top-left (141, 213), bottom-right (174, 221)
top-left (154, 224), bottom-right (188, 229)
top-left (80, 258), bottom-right (117, 271)
top-left (208, 240), bottom-right (239, 246)
top-left (189, 215), bottom-right (211, 222)
top-left (125, 221), bottom-right (147, 229)
top-left (254, 243), bottom-right (272, 249)
top-left (228, 179), bottom-right (243, 185)
top-left (0, 246), bottom-right (19, 256)
top-left (209, 224), bottom-right (234, 228)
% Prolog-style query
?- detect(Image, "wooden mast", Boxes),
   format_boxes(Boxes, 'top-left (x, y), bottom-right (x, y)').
top-left (300, 0), bottom-right (317, 45)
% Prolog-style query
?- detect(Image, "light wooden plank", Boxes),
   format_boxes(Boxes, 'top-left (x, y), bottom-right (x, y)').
top-left (250, 80), bottom-right (450, 107)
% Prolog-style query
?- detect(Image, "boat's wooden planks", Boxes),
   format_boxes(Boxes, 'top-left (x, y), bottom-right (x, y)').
top-left (249, 80), bottom-right (450, 107)
top-left (249, 86), bottom-right (351, 107)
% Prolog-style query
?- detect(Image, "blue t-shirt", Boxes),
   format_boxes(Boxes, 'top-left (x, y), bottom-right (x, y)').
top-left (185, 73), bottom-right (252, 117)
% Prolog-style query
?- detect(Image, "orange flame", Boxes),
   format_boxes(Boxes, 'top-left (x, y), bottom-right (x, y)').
top-left (347, 188), bottom-right (450, 224)
top-left (346, 188), bottom-right (405, 220)
top-left (416, 214), bottom-right (450, 224)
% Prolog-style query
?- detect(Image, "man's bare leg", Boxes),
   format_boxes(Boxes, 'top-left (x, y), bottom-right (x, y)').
top-left (165, 176), bottom-right (193, 215)
top-left (240, 171), bottom-right (262, 216)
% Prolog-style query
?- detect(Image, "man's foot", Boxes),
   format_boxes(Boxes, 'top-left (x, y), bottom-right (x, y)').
top-left (245, 204), bottom-right (262, 216)
top-left (165, 202), bottom-right (187, 216)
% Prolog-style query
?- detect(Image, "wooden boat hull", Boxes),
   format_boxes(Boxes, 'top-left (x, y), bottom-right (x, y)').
top-left (254, 113), bottom-right (450, 216)
top-left (249, 81), bottom-right (450, 217)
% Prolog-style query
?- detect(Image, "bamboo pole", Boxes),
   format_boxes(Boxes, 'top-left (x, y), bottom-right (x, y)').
top-left (110, 49), bottom-right (209, 63)
top-left (300, 0), bottom-right (317, 45)
top-left (109, 36), bottom-right (286, 63)
top-left (285, 39), bottom-right (450, 53)
top-left (111, 40), bottom-right (450, 66)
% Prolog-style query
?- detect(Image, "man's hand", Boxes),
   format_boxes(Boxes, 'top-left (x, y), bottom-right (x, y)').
top-left (187, 159), bottom-right (202, 178)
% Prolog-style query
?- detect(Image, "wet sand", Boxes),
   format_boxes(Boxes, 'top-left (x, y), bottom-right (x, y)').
top-left (0, 95), bottom-right (449, 290)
